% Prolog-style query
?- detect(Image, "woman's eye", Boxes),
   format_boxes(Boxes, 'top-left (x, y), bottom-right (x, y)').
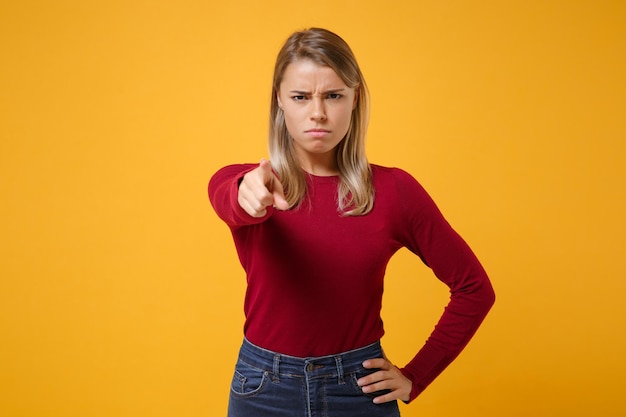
top-left (328, 93), bottom-right (342, 100)
top-left (292, 95), bottom-right (306, 101)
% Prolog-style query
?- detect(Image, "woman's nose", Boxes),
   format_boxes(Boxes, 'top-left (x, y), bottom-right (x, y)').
top-left (310, 98), bottom-right (327, 121)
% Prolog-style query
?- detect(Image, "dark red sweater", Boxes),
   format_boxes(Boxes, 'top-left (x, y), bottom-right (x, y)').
top-left (208, 163), bottom-right (495, 401)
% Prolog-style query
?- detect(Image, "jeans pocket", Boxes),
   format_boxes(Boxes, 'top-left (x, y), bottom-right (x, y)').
top-left (230, 360), bottom-right (269, 398)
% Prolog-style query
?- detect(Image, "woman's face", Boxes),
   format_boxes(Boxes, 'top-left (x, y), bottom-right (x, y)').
top-left (277, 59), bottom-right (356, 172)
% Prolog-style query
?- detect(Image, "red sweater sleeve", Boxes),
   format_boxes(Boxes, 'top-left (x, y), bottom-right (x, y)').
top-left (392, 169), bottom-right (496, 402)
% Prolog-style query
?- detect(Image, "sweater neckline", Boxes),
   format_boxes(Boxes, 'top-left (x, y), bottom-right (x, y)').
top-left (304, 171), bottom-right (340, 184)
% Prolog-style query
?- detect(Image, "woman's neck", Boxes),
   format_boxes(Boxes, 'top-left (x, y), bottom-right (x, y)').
top-left (296, 151), bottom-right (339, 177)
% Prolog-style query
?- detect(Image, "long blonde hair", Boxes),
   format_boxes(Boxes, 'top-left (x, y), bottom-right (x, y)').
top-left (269, 28), bottom-right (374, 216)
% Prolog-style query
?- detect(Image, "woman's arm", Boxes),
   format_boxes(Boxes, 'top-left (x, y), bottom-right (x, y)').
top-left (394, 169), bottom-right (496, 402)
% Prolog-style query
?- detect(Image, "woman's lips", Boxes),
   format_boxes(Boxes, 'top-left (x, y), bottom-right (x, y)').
top-left (306, 129), bottom-right (330, 138)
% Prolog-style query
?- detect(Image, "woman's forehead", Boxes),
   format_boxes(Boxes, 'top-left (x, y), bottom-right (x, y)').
top-left (280, 60), bottom-right (348, 91)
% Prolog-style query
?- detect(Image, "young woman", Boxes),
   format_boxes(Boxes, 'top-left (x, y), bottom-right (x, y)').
top-left (209, 27), bottom-right (495, 417)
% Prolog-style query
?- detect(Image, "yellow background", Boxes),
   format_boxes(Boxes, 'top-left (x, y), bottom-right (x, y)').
top-left (1, 1), bottom-right (625, 416)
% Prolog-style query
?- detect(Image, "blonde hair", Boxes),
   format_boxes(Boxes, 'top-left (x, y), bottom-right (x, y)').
top-left (269, 28), bottom-right (374, 216)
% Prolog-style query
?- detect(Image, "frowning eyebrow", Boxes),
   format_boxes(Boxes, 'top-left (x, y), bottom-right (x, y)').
top-left (288, 88), bottom-right (346, 95)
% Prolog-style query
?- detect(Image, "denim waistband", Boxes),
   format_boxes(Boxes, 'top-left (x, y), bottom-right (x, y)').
top-left (237, 338), bottom-right (383, 381)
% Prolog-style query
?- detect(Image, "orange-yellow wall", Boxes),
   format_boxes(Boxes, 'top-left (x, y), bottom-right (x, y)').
top-left (1, 1), bottom-right (625, 416)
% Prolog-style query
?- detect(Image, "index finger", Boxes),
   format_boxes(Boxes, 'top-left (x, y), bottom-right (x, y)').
top-left (258, 159), bottom-right (289, 210)
top-left (258, 159), bottom-right (275, 185)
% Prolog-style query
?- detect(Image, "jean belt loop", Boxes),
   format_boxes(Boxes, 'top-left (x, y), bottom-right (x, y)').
top-left (335, 355), bottom-right (345, 385)
top-left (272, 354), bottom-right (280, 383)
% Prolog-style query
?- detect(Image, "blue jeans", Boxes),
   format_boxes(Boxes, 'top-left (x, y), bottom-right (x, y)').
top-left (227, 338), bottom-right (400, 417)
